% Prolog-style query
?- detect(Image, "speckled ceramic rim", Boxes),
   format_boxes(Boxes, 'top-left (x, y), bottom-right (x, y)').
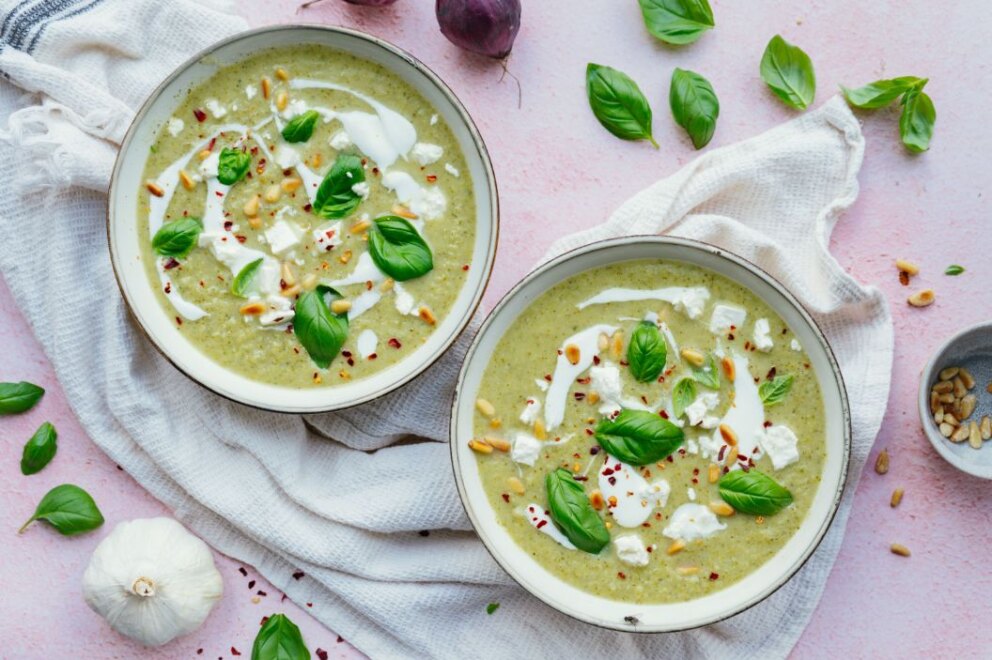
top-left (918, 321), bottom-right (992, 479)
top-left (107, 25), bottom-right (498, 413)
top-left (450, 235), bottom-right (851, 633)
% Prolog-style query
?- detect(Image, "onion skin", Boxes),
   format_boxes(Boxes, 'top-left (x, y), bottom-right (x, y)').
top-left (435, 0), bottom-right (522, 59)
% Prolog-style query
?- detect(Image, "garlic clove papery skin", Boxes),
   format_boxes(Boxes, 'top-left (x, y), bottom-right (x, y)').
top-left (82, 517), bottom-right (223, 647)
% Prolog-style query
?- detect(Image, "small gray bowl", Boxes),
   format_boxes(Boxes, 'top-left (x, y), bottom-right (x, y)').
top-left (919, 321), bottom-right (992, 478)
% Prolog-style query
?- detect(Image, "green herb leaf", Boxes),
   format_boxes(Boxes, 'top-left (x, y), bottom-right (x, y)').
top-left (760, 35), bottom-right (816, 110)
top-left (217, 147), bottom-right (252, 186)
top-left (585, 63), bottom-right (658, 147)
top-left (945, 264), bottom-right (965, 276)
top-left (719, 469), bottom-right (794, 515)
top-left (691, 353), bottom-right (720, 390)
top-left (0, 381), bottom-right (44, 415)
top-left (367, 216), bottom-right (434, 282)
top-left (669, 67), bottom-right (719, 149)
top-left (313, 153), bottom-right (366, 219)
top-left (486, 602), bottom-right (500, 615)
top-left (294, 286), bottom-right (349, 369)
top-left (899, 86), bottom-right (936, 153)
top-left (231, 258), bottom-right (264, 298)
top-left (841, 76), bottom-right (926, 109)
top-left (637, 0), bottom-right (714, 45)
top-left (759, 375), bottom-right (794, 406)
top-left (19, 484), bottom-right (104, 535)
top-left (545, 468), bottom-right (610, 554)
top-left (594, 409), bottom-right (685, 466)
top-left (281, 110), bottom-right (320, 144)
top-left (21, 421), bottom-right (57, 475)
top-left (251, 613), bottom-right (309, 660)
top-left (672, 378), bottom-right (697, 419)
top-left (627, 321), bottom-right (668, 382)
top-left (152, 217), bottom-right (202, 258)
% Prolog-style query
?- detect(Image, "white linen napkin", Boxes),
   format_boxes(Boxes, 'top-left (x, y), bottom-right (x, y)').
top-left (0, 1), bottom-right (892, 657)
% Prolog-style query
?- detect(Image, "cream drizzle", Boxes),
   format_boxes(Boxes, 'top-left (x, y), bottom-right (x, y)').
top-left (576, 287), bottom-right (710, 320)
top-left (598, 456), bottom-right (670, 528)
top-left (524, 503), bottom-right (575, 550)
top-left (544, 324), bottom-right (617, 430)
top-left (699, 354), bottom-right (765, 468)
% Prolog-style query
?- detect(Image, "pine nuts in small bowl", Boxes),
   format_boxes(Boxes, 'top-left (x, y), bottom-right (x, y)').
top-left (919, 321), bottom-right (992, 478)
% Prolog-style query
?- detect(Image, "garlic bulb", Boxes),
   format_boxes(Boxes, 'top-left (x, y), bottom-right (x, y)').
top-left (82, 517), bottom-right (223, 646)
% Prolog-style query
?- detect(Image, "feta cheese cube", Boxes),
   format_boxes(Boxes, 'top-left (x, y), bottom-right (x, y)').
top-left (709, 303), bottom-right (747, 335)
top-left (613, 535), bottom-right (650, 567)
top-left (263, 221), bottom-right (303, 255)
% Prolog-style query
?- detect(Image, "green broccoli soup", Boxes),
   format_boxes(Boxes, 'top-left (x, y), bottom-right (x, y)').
top-left (138, 46), bottom-right (475, 387)
top-left (471, 259), bottom-right (826, 603)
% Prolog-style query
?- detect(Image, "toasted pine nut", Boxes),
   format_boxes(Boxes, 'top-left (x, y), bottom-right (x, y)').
top-left (281, 177), bottom-right (302, 192)
top-left (281, 284), bottom-right (301, 298)
top-left (418, 306), bottom-right (436, 326)
top-left (533, 419), bottom-right (547, 440)
top-left (145, 180), bottom-right (164, 197)
top-left (301, 274), bottom-right (317, 290)
top-left (890, 488), bottom-right (904, 508)
top-left (330, 300), bottom-right (352, 314)
top-left (981, 416), bottom-right (991, 441)
top-left (476, 398), bottom-right (496, 417)
top-left (987, 382), bottom-right (992, 395)
top-left (468, 440), bottom-right (492, 454)
top-left (243, 194), bottom-right (260, 217)
top-left (894, 259), bottom-right (919, 276)
top-left (907, 289), bottom-right (935, 307)
top-left (933, 406), bottom-right (944, 424)
top-left (597, 333), bottom-right (609, 351)
top-left (960, 394), bottom-right (977, 420)
top-left (239, 302), bottom-right (266, 315)
top-left (938, 393), bottom-right (955, 404)
top-left (312, 373), bottom-right (322, 385)
top-left (178, 169), bottom-right (195, 190)
top-left (681, 348), bottom-right (705, 367)
top-left (281, 262), bottom-right (296, 287)
top-left (587, 391), bottom-right (600, 405)
top-left (969, 421), bottom-right (982, 449)
top-left (338, 370), bottom-right (351, 381)
top-left (261, 77), bottom-right (271, 99)
top-left (951, 425), bottom-right (971, 443)
top-left (379, 277), bottom-right (395, 292)
top-left (755, 516), bottom-right (765, 525)
top-left (953, 377), bottom-right (967, 398)
top-left (248, 217), bottom-right (262, 230)
top-left (610, 332), bottom-right (624, 360)
top-left (564, 343), bottom-right (581, 365)
top-left (890, 543), bottom-right (911, 557)
top-left (667, 540), bottom-right (685, 555)
top-left (508, 477), bottom-right (525, 495)
top-left (489, 418), bottom-right (502, 429)
top-left (485, 436), bottom-right (510, 452)
top-left (339, 249), bottom-right (353, 265)
top-left (350, 219), bottom-right (371, 234)
top-left (944, 412), bottom-right (960, 427)
top-left (959, 367), bottom-right (976, 389)
top-left (939, 422), bottom-right (954, 438)
top-left (874, 449), bottom-right (889, 474)
top-left (310, 153), bottom-right (322, 168)
top-left (275, 67), bottom-right (289, 81)
top-left (709, 501), bottom-right (735, 516)
top-left (677, 566), bottom-right (699, 576)
top-left (275, 91), bottom-right (288, 111)
top-left (708, 464), bottom-right (719, 484)
top-left (589, 490), bottom-right (605, 510)
top-left (933, 380), bottom-right (954, 392)
top-left (263, 185), bottom-right (281, 203)
top-left (391, 204), bottom-right (418, 219)
top-left (721, 356), bottom-right (735, 382)
top-left (719, 424), bottom-right (738, 447)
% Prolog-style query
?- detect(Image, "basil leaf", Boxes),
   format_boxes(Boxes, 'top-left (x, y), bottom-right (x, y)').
top-left (0, 381), bottom-right (44, 415)
top-left (627, 321), bottom-right (667, 382)
top-left (672, 378), bottom-right (697, 419)
top-left (586, 63), bottom-right (658, 147)
top-left (945, 265), bottom-right (965, 276)
top-left (841, 76), bottom-right (925, 109)
top-left (719, 469), bottom-right (793, 515)
top-left (759, 375), bottom-right (794, 406)
top-left (545, 468), bottom-right (610, 554)
top-left (19, 484), bottom-right (104, 535)
top-left (367, 216), bottom-right (434, 282)
top-left (294, 286), bottom-right (349, 369)
top-left (313, 153), bottom-right (365, 219)
top-left (152, 217), bottom-right (202, 258)
top-left (251, 613), bottom-right (309, 660)
top-left (760, 35), bottom-right (816, 110)
top-left (637, 0), bottom-right (714, 45)
top-left (231, 258), bottom-right (264, 298)
top-left (281, 110), bottom-right (320, 143)
top-left (691, 353), bottom-right (720, 389)
top-left (594, 409), bottom-right (685, 466)
top-left (486, 602), bottom-right (500, 615)
top-left (217, 147), bottom-right (252, 185)
top-left (21, 421), bottom-right (57, 475)
top-left (899, 86), bottom-right (935, 153)
top-left (669, 67), bottom-right (719, 149)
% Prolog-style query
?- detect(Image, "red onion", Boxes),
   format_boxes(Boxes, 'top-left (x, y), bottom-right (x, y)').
top-left (435, 0), bottom-right (521, 59)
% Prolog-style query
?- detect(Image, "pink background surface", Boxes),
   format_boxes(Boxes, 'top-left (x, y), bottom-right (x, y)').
top-left (2, 1), bottom-right (990, 657)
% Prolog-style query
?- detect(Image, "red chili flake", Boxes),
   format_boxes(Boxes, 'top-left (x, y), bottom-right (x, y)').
top-left (207, 136), bottom-right (217, 152)
top-left (238, 567), bottom-right (248, 576)
top-left (248, 580), bottom-right (255, 589)
top-left (426, 174), bottom-right (437, 183)
top-left (718, 445), bottom-right (728, 461)
top-left (286, 324), bottom-right (293, 334)
top-left (657, 375), bottom-right (665, 383)
top-left (388, 338), bottom-right (402, 349)
top-left (368, 353), bottom-right (378, 360)
top-left (501, 493), bottom-right (510, 503)
top-left (215, 191), bottom-right (225, 198)
top-left (292, 570), bottom-right (304, 580)
top-left (574, 392), bottom-right (586, 401)
top-left (617, 572), bottom-right (626, 580)
top-left (342, 350), bottom-right (352, 358)
top-left (372, 167), bottom-right (380, 175)
top-left (608, 476), bottom-right (617, 486)
top-left (584, 428), bottom-right (594, 436)
top-left (590, 446), bottom-right (600, 455)
top-left (557, 349), bottom-right (563, 356)
top-left (536, 520), bottom-right (547, 529)
top-left (282, 168), bottom-right (292, 176)
top-left (691, 477), bottom-right (698, 484)
top-left (164, 283), bottom-right (171, 294)
top-left (898, 270), bottom-right (910, 286)
top-left (235, 235), bottom-right (247, 244)
top-left (602, 467), bottom-right (615, 476)
top-left (646, 546), bottom-right (653, 553)
top-left (303, 203), bottom-right (313, 212)
top-left (620, 360), bottom-right (629, 366)
top-left (727, 333), bottom-right (735, 340)
top-left (260, 616), bottom-right (270, 627)
top-left (224, 220), bottom-right (233, 230)
top-left (544, 374), bottom-right (553, 382)
top-left (723, 466), bottom-right (730, 474)
top-left (659, 410), bottom-right (669, 419)
top-left (347, 358), bottom-right (355, 367)
top-left (763, 420), bottom-right (773, 428)
top-left (641, 522), bottom-right (651, 528)
top-left (175, 316), bottom-right (183, 326)
top-left (666, 455), bottom-right (674, 463)
top-left (678, 448), bottom-right (686, 455)
top-left (231, 647), bottom-right (241, 656)
top-left (366, 280), bottom-right (373, 290)
top-left (804, 363), bottom-right (811, 369)
top-left (744, 341), bottom-right (752, 350)
top-left (709, 572), bottom-right (719, 581)
top-left (767, 367), bottom-right (777, 380)
top-left (462, 264), bottom-right (469, 271)
top-left (693, 468), bottom-right (700, 475)
top-left (163, 257), bottom-right (180, 270)
top-left (577, 376), bottom-right (591, 384)
top-left (574, 475), bottom-right (588, 481)
top-left (193, 108), bottom-right (207, 122)
top-left (592, 355), bottom-right (601, 365)
top-left (317, 650), bottom-right (329, 660)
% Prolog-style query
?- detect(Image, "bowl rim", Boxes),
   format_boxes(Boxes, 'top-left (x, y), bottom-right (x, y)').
top-left (449, 234), bottom-right (852, 632)
top-left (106, 23), bottom-right (499, 414)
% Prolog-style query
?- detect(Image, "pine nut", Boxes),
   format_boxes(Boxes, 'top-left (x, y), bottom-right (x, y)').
top-left (709, 501), bottom-right (735, 516)
top-left (301, 274), bottom-right (317, 290)
top-left (953, 377), bottom-right (967, 398)
top-left (564, 343), bottom-right (581, 365)
top-left (310, 153), bottom-right (322, 168)
top-left (708, 464), bottom-right (719, 484)
top-left (330, 300), bottom-right (351, 314)
top-left (960, 394), bottom-right (977, 420)
top-left (933, 380), bottom-right (953, 392)
top-left (929, 390), bottom-right (939, 413)
top-left (890, 488), bottom-right (904, 508)
top-left (939, 367), bottom-right (960, 382)
top-left (610, 332), bottom-right (624, 360)
top-left (263, 185), bottom-right (281, 203)
top-left (939, 422), bottom-right (954, 437)
top-left (178, 169), bottom-right (195, 190)
top-left (677, 566), bottom-right (699, 576)
top-left (508, 477), bottom-right (525, 495)
top-left (339, 249), bottom-right (352, 265)
top-left (981, 416), bottom-right (991, 441)
top-left (145, 180), bottom-right (164, 197)
top-left (239, 302), bottom-right (266, 315)
top-left (589, 490), bottom-right (604, 510)
top-left (938, 393), bottom-right (955, 404)
top-left (667, 540), bottom-right (685, 555)
top-left (874, 449), bottom-right (889, 474)
top-left (721, 356), bottom-right (735, 382)
top-left (281, 284), bottom-right (301, 298)
top-left (533, 419), bottom-right (547, 440)
top-left (281, 177), bottom-right (302, 192)
top-left (681, 348), bottom-right (705, 367)
top-left (275, 67), bottom-right (289, 81)
top-left (476, 398), bottom-right (496, 417)
top-left (894, 259), bottom-right (919, 276)
top-left (379, 278), bottom-right (394, 292)
top-left (350, 219), bottom-right (371, 234)
top-left (719, 424), bottom-right (738, 447)
top-left (418, 306), bottom-right (436, 325)
top-left (248, 217), bottom-right (262, 230)
top-left (987, 383), bottom-right (992, 395)
top-left (243, 194), bottom-right (260, 217)
top-left (261, 77), bottom-right (271, 99)
top-left (489, 418), bottom-right (502, 429)
top-left (198, 149), bottom-right (212, 161)
top-left (951, 425), bottom-right (970, 443)
top-left (391, 204), bottom-right (418, 219)
top-left (944, 413), bottom-right (960, 427)
top-left (907, 289), bottom-right (935, 307)
top-left (969, 421), bottom-right (982, 449)
top-left (959, 368), bottom-right (976, 389)
top-left (468, 440), bottom-right (492, 454)
top-left (281, 262), bottom-right (296, 287)
top-left (933, 406), bottom-right (944, 424)
top-left (276, 91), bottom-right (288, 111)
top-left (890, 543), bottom-right (911, 557)
top-left (485, 436), bottom-right (510, 452)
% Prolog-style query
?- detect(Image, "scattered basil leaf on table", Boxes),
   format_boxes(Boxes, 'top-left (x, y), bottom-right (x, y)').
top-left (294, 286), bottom-right (349, 370)
top-left (719, 469), bottom-right (794, 515)
top-left (313, 153), bottom-right (366, 219)
top-left (594, 409), bottom-right (685, 465)
top-left (690, 353), bottom-right (720, 389)
top-left (759, 35), bottom-right (816, 110)
top-left (841, 76), bottom-right (925, 109)
top-left (217, 147), bottom-right (252, 185)
top-left (231, 258), bottom-right (264, 298)
top-left (0, 381), bottom-right (44, 415)
top-left (152, 217), bottom-right (202, 258)
top-left (585, 63), bottom-right (658, 148)
top-left (21, 421), bottom-right (57, 475)
top-left (627, 320), bottom-right (668, 382)
top-left (251, 613), bottom-right (309, 660)
top-left (486, 602), bottom-right (500, 615)
top-left (669, 67), bottom-right (720, 149)
top-left (637, 0), bottom-right (714, 45)
top-left (759, 375), bottom-right (794, 406)
top-left (945, 265), bottom-right (965, 276)
top-left (367, 216), bottom-right (434, 282)
top-left (899, 86), bottom-right (936, 153)
top-left (281, 110), bottom-right (320, 143)
top-left (672, 378), bottom-right (697, 419)
top-left (19, 484), bottom-right (104, 535)
top-left (545, 468), bottom-right (610, 554)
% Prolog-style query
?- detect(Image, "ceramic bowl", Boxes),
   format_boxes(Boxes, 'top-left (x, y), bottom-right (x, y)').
top-left (108, 25), bottom-right (497, 413)
top-left (450, 236), bottom-right (850, 632)
top-left (918, 322), bottom-right (992, 479)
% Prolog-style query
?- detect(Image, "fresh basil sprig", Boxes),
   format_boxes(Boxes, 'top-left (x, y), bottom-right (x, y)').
top-left (627, 320), bottom-right (667, 382)
top-left (545, 468), bottom-right (610, 554)
top-left (637, 0), bottom-right (714, 45)
top-left (594, 409), bottom-right (684, 466)
top-left (672, 378), bottom-right (697, 419)
top-left (281, 110), bottom-right (320, 143)
top-left (251, 613), bottom-right (309, 660)
top-left (231, 258), bottom-right (264, 298)
top-left (691, 353), bottom-right (720, 390)
top-left (294, 285), bottom-right (349, 369)
top-left (313, 153), bottom-right (365, 219)
top-left (152, 217), bottom-right (202, 258)
top-left (719, 469), bottom-right (794, 515)
top-left (760, 35), bottom-right (816, 110)
top-left (759, 375), bottom-right (794, 406)
top-left (19, 484), bottom-right (104, 535)
top-left (21, 421), bottom-right (57, 475)
top-left (0, 381), bottom-right (44, 415)
top-left (899, 85), bottom-right (936, 153)
top-left (586, 63), bottom-right (658, 148)
top-left (669, 67), bottom-right (719, 149)
top-left (367, 216), bottom-right (434, 282)
top-left (217, 147), bottom-right (251, 185)
top-left (841, 77), bottom-right (925, 109)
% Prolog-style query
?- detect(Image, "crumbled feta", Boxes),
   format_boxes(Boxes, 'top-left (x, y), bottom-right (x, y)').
top-left (687, 487), bottom-right (697, 501)
top-left (312, 221), bottom-right (342, 252)
top-left (274, 144), bottom-right (301, 169)
top-left (429, 113), bottom-right (438, 125)
top-left (662, 503), bottom-right (727, 541)
top-left (198, 152), bottom-right (220, 179)
top-left (686, 439), bottom-right (699, 455)
top-left (329, 130), bottom-right (352, 150)
top-left (791, 338), bottom-right (803, 352)
top-left (204, 98), bottom-right (227, 118)
top-left (684, 391), bottom-right (720, 427)
top-left (410, 187), bottom-right (446, 220)
top-left (709, 304), bottom-right (747, 335)
top-left (244, 84), bottom-right (257, 99)
top-left (392, 281), bottom-right (417, 315)
top-left (758, 425), bottom-right (800, 470)
top-left (613, 535), bottom-right (650, 567)
top-left (444, 163), bottom-right (460, 177)
top-left (167, 117), bottom-right (184, 136)
top-left (753, 318), bottom-right (774, 352)
top-left (510, 432), bottom-right (543, 467)
top-left (589, 362), bottom-right (623, 416)
top-left (534, 378), bottom-right (550, 392)
top-left (281, 98), bottom-right (307, 120)
top-left (519, 397), bottom-right (542, 425)
top-left (673, 288), bottom-right (709, 320)
top-left (351, 181), bottom-right (370, 198)
top-left (411, 142), bottom-right (443, 166)
top-left (263, 221), bottom-right (303, 254)
top-left (357, 329), bottom-right (378, 359)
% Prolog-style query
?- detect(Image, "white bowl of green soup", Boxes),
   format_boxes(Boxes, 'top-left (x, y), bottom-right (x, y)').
top-left (451, 236), bottom-right (850, 631)
top-left (109, 26), bottom-right (497, 412)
